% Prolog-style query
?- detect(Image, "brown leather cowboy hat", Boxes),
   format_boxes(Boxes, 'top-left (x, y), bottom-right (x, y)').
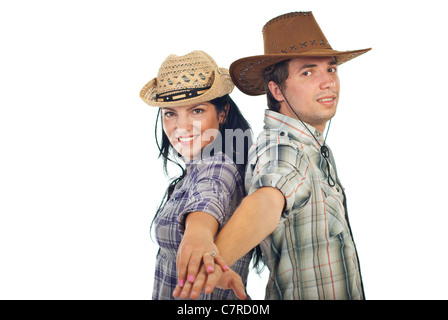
top-left (230, 12), bottom-right (371, 96)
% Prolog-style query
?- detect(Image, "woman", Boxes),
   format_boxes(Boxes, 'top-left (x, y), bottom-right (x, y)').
top-left (140, 51), bottom-right (253, 300)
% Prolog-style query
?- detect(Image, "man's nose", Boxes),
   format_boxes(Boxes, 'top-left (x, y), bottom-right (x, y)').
top-left (320, 72), bottom-right (337, 89)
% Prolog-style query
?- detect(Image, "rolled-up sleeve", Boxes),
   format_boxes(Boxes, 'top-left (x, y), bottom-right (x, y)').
top-left (247, 136), bottom-right (311, 217)
top-left (177, 159), bottom-right (240, 234)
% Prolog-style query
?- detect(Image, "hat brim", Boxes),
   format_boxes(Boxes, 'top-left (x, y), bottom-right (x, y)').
top-left (230, 48), bottom-right (371, 96)
top-left (140, 68), bottom-right (234, 107)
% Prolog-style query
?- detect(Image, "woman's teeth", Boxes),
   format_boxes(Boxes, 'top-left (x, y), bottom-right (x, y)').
top-left (178, 136), bottom-right (195, 142)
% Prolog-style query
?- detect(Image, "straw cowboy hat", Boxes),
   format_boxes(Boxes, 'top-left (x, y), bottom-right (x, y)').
top-left (140, 50), bottom-right (234, 107)
top-left (230, 11), bottom-right (371, 96)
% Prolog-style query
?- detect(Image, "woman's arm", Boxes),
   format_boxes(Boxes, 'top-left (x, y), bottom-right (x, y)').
top-left (175, 211), bottom-right (247, 299)
top-left (176, 211), bottom-right (227, 288)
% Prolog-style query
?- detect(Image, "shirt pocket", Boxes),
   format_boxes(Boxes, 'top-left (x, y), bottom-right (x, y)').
top-left (319, 181), bottom-right (347, 238)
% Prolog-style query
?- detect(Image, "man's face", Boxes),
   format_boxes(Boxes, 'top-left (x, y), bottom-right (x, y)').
top-left (278, 56), bottom-right (340, 132)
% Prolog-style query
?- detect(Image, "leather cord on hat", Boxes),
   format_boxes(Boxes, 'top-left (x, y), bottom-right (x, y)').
top-left (277, 85), bottom-right (336, 187)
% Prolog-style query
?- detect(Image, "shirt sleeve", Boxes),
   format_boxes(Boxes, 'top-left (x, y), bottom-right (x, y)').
top-left (177, 158), bottom-right (241, 234)
top-left (247, 132), bottom-right (311, 218)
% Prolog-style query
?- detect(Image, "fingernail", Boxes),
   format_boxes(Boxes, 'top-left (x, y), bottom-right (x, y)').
top-left (207, 266), bottom-right (214, 273)
top-left (187, 275), bottom-right (195, 283)
top-left (179, 279), bottom-right (185, 287)
top-left (223, 265), bottom-right (230, 271)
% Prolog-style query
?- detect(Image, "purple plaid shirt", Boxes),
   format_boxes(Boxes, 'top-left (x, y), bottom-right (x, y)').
top-left (152, 153), bottom-right (252, 300)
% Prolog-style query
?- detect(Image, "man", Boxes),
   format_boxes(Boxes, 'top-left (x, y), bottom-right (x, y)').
top-left (175, 11), bottom-right (371, 300)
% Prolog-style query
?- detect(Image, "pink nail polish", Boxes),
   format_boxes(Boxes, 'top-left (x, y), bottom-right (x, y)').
top-left (207, 266), bottom-right (214, 273)
top-left (223, 265), bottom-right (230, 271)
top-left (188, 275), bottom-right (195, 283)
top-left (179, 279), bottom-right (185, 287)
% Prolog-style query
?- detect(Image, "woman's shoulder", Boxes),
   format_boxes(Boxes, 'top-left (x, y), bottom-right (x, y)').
top-left (190, 152), bottom-right (241, 180)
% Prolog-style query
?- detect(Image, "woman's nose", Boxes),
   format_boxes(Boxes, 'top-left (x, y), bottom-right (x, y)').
top-left (174, 114), bottom-right (190, 130)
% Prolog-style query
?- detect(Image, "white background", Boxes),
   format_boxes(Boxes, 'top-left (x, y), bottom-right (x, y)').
top-left (1, 0), bottom-right (447, 300)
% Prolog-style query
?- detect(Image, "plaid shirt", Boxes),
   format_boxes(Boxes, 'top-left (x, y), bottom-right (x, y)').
top-left (153, 153), bottom-right (252, 300)
top-left (246, 110), bottom-right (364, 300)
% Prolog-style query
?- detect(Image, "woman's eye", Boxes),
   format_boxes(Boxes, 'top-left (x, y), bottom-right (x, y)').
top-left (163, 111), bottom-right (175, 118)
top-left (302, 71), bottom-right (312, 77)
top-left (192, 108), bottom-right (204, 115)
top-left (329, 67), bottom-right (337, 73)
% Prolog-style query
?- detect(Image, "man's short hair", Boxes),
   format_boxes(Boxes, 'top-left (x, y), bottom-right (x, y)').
top-left (263, 60), bottom-right (290, 112)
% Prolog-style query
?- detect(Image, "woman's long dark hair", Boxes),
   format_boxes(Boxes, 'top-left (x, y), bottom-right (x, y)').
top-left (152, 94), bottom-right (264, 272)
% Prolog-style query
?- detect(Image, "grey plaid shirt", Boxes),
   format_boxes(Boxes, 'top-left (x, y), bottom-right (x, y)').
top-left (246, 110), bottom-right (364, 300)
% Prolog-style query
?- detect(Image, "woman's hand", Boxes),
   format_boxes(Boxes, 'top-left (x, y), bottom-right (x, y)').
top-left (173, 263), bottom-right (247, 300)
top-left (176, 212), bottom-right (229, 288)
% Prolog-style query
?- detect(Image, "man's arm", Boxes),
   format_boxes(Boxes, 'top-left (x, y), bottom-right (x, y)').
top-left (214, 186), bottom-right (285, 266)
top-left (175, 186), bottom-right (285, 299)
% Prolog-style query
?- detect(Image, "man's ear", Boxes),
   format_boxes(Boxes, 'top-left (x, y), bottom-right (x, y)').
top-left (268, 81), bottom-right (285, 102)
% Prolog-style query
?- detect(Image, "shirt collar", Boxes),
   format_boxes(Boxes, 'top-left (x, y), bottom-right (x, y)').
top-left (264, 110), bottom-right (324, 148)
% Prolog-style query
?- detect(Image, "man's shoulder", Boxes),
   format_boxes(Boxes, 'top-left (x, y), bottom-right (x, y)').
top-left (249, 128), bottom-right (308, 161)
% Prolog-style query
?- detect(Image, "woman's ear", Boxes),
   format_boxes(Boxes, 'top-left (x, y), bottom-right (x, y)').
top-left (268, 81), bottom-right (285, 102)
top-left (219, 103), bottom-right (229, 125)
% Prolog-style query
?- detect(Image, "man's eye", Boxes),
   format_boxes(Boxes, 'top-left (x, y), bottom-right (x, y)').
top-left (302, 71), bottom-right (312, 77)
top-left (329, 67), bottom-right (337, 73)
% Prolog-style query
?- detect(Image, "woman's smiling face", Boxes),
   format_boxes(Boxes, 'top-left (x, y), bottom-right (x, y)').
top-left (161, 102), bottom-right (224, 160)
